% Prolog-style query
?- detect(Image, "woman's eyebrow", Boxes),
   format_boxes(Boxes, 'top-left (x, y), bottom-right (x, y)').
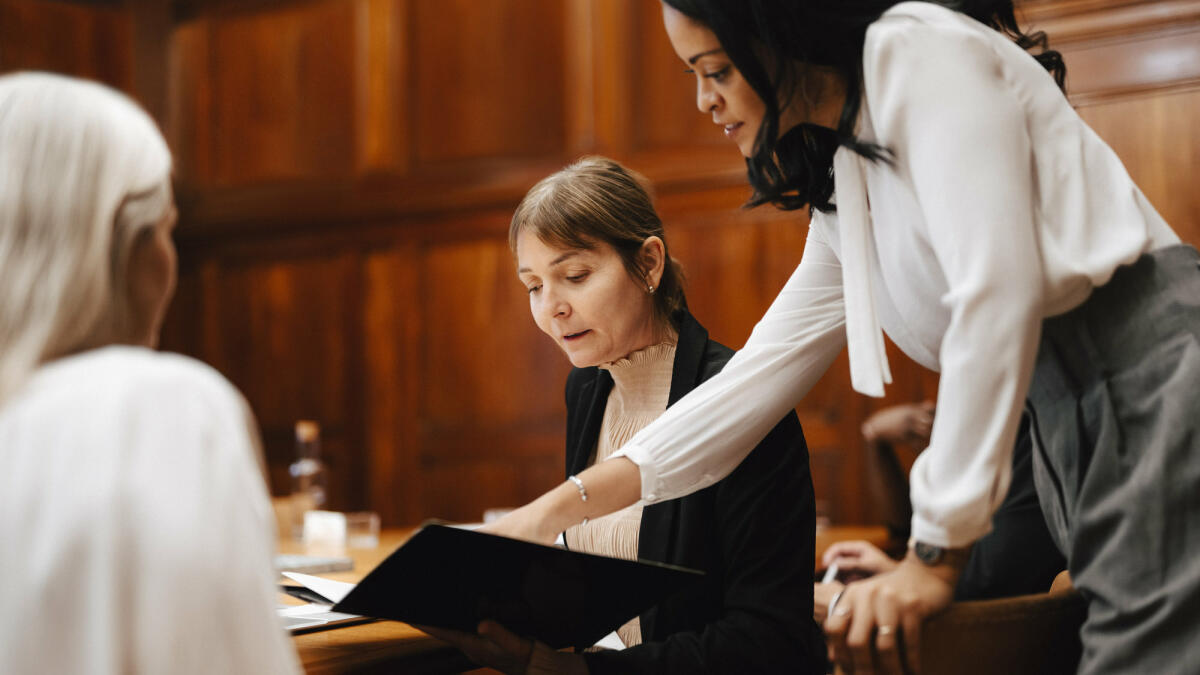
top-left (688, 47), bottom-right (724, 65)
top-left (517, 251), bottom-right (580, 275)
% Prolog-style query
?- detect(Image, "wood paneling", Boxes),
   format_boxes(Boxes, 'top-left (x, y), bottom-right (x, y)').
top-left (354, 0), bottom-right (408, 174)
top-left (631, 0), bottom-right (724, 152)
top-left (361, 245), bottom-right (423, 524)
top-left (1078, 89), bottom-right (1200, 240)
top-left (0, 0), bottom-right (132, 91)
top-left (412, 0), bottom-right (565, 164)
top-left (197, 250), bottom-right (367, 508)
top-left (5, 0), bottom-right (1197, 529)
top-left (207, 0), bottom-right (357, 185)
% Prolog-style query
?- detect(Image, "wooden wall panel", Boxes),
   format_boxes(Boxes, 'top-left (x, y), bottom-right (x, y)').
top-left (0, 0), bottom-right (132, 90)
top-left (631, 0), bottom-right (724, 152)
top-left (1077, 89), bottom-right (1200, 241)
top-left (197, 251), bottom-right (367, 509)
top-left (204, 0), bottom-right (359, 185)
top-left (164, 0), bottom-right (1200, 527)
top-left (362, 245), bottom-right (423, 525)
top-left (417, 233), bottom-right (570, 521)
top-left (5, 0), bottom-right (1196, 531)
top-left (167, 18), bottom-right (212, 183)
top-left (355, 0), bottom-right (409, 174)
top-left (421, 237), bottom-right (565, 426)
top-left (411, 0), bottom-right (566, 164)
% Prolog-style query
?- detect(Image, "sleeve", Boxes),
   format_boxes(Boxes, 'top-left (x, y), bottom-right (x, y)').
top-left (611, 222), bottom-right (847, 503)
top-left (585, 414), bottom-right (824, 674)
top-left (863, 15), bottom-right (1045, 547)
top-left (120, 366), bottom-right (302, 674)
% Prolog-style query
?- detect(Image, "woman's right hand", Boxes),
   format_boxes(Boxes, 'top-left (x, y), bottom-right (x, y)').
top-left (481, 458), bottom-right (643, 545)
top-left (822, 540), bottom-right (900, 580)
top-left (861, 401), bottom-right (935, 447)
top-left (419, 620), bottom-right (587, 675)
top-left (480, 502), bottom-right (560, 544)
top-left (813, 581), bottom-right (847, 623)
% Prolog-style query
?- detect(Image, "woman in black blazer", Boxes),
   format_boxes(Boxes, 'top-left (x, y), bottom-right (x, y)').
top-left (565, 308), bottom-right (825, 673)
top-left (435, 156), bottom-right (825, 674)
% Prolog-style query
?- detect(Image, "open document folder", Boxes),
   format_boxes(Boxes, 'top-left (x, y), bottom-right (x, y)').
top-left (278, 572), bottom-right (374, 634)
top-left (317, 523), bottom-right (702, 649)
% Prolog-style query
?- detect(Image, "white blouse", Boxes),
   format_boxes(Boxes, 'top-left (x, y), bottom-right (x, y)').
top-left (614, 1), bottom-right (1178, 547)
top-left (0, 347), bottom-right (301, 674)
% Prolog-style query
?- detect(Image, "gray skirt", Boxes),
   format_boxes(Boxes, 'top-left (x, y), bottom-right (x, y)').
top-left (1027, 244), bottom-right (1200, 674)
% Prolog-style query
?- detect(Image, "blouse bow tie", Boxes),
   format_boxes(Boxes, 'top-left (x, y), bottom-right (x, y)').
top-left (833, 146), bottom-right (893, 398)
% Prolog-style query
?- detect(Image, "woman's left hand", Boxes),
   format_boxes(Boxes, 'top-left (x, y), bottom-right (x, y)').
top-left (822, 553), bottom-right (959, 674)
top-left (419, 620), bottom-right (588, 675)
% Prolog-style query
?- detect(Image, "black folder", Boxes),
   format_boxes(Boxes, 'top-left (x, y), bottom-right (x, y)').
top-left (331, 523), bottom-right (703, 649)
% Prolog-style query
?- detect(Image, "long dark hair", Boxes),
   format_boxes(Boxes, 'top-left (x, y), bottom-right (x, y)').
top-left (662, 0), bottom-right (1066, 213)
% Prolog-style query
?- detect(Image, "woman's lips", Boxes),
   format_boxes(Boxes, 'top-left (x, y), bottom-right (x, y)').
top-left (723, 122), bottom-right (743, 139)
top-left (563, 330), bottom-right (591, 342)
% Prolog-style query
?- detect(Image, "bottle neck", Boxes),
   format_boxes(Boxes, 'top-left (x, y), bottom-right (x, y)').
top-left (296, 439), bottom-right (321, 460)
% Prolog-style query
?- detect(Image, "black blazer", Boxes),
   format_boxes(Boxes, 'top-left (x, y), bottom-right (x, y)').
top-left (567, 312), bottom-right (826, 674)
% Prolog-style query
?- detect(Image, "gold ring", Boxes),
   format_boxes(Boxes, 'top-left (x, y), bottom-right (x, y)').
top-left (877, 625), bottom-right (896, 636)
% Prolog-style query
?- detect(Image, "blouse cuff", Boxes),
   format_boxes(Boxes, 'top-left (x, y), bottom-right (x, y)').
top-left (909, 511), bottom-right (992, 550)
top-left (608, 442), bottom-right (663, 504)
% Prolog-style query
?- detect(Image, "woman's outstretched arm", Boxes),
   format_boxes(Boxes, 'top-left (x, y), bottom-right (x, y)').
top-left (487, 224), bottom-right (847, 542)
top-left (483, 455), bottom-right (642, 543)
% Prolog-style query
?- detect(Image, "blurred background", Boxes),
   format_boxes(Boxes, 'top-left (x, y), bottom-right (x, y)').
top-left (1, 0), bottom-right (1196, 528)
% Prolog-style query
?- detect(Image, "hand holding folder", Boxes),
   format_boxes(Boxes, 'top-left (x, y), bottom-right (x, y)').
top-left (331, 523), bottom-right (703, 649)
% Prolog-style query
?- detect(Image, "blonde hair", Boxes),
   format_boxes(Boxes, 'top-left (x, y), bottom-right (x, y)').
top-left (0, 72), bottom-right (173, 402)
top-left (510, 156), bottom-right (686, 329)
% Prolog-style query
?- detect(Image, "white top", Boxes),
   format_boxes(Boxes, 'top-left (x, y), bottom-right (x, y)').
top-left (614, 2), bottom-right (1178, 547)
top-left (0, 347), bottom-right (301, 674)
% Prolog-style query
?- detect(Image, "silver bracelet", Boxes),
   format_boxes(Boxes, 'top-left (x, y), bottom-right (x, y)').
top-left (567, 474), bottom-right (588, 502)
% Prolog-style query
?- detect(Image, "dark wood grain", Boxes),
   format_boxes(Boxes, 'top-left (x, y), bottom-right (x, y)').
top-left (3, 0), bottom-right (1196, 529)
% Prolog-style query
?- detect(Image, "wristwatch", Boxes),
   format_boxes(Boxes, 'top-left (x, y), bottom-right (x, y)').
top-left (909, 538), bottom-right (971, 567)
top-left (912, 540), bottom-right (947, 565)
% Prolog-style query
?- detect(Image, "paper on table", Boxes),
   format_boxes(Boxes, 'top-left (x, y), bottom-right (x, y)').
top-left (282, 571), bottom-right (356, 605)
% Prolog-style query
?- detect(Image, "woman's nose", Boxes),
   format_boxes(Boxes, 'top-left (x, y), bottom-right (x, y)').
top-left (542, 286), bottom-right (570, 320)
top-left (697, 81), bottom-right (720, 114)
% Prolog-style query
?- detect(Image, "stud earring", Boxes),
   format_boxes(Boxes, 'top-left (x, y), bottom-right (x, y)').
top-left (647, 284), bottom-right (655, 294)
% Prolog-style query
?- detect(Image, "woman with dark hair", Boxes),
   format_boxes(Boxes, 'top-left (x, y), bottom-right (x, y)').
top-left (429, 156), bottom-right (824, 674)
top-left (488, 2), bottom-right (1198, 674)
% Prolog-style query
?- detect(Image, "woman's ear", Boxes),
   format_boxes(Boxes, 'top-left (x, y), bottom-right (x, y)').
top-left (640, 236), bottom-right (667, 291)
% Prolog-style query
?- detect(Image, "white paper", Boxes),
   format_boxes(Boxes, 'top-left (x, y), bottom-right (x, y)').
top-left (281, 571), bottom-right (356, 605)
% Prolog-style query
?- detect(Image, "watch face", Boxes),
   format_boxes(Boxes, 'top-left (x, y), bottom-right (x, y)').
top-left (914, 541), bottom-right (945, 565)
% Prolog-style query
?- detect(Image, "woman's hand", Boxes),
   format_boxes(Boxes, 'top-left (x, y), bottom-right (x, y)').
top-left (480, 503), bottom-right (560, 544)
top-left (813, 581), bottom-right (846, 623)
top-left (861, 401), bottom-right (936, 447)
top-left (419, 620), bottom-right (588, 675)
top-left (822, 540), bottom-right (900, 581)
top-left (823, 552), bottom-right (959, 674)
top-left (481, 458), bottom-right (643, 545)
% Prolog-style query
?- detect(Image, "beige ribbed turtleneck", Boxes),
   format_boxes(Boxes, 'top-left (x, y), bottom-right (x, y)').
top-left (564, 341), bottom-right (676, 647)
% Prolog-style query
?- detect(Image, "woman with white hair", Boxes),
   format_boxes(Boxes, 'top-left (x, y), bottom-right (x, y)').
top-left (0, 72), bottom-right (300, 674)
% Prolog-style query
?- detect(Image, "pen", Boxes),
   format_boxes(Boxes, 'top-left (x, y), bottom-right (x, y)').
top-left (821, 562), bottom-right (839, 585)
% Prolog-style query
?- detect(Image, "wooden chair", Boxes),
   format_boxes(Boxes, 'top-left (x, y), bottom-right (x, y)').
top-left (917, 586), bottom-right (1085, 674)
top-left (834, 573), bottom-right (1086, 675)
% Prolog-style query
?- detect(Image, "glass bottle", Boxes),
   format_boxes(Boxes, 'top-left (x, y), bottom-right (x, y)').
top-left (289, 420), bottom-right (327, 540)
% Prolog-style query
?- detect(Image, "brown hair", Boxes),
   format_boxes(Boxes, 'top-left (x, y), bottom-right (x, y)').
top-left (509, 156), bottom-right (686, 330)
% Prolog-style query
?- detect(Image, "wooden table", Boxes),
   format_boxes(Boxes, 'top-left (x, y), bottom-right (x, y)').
top-left (282, 524), bottom-right (890, 673)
